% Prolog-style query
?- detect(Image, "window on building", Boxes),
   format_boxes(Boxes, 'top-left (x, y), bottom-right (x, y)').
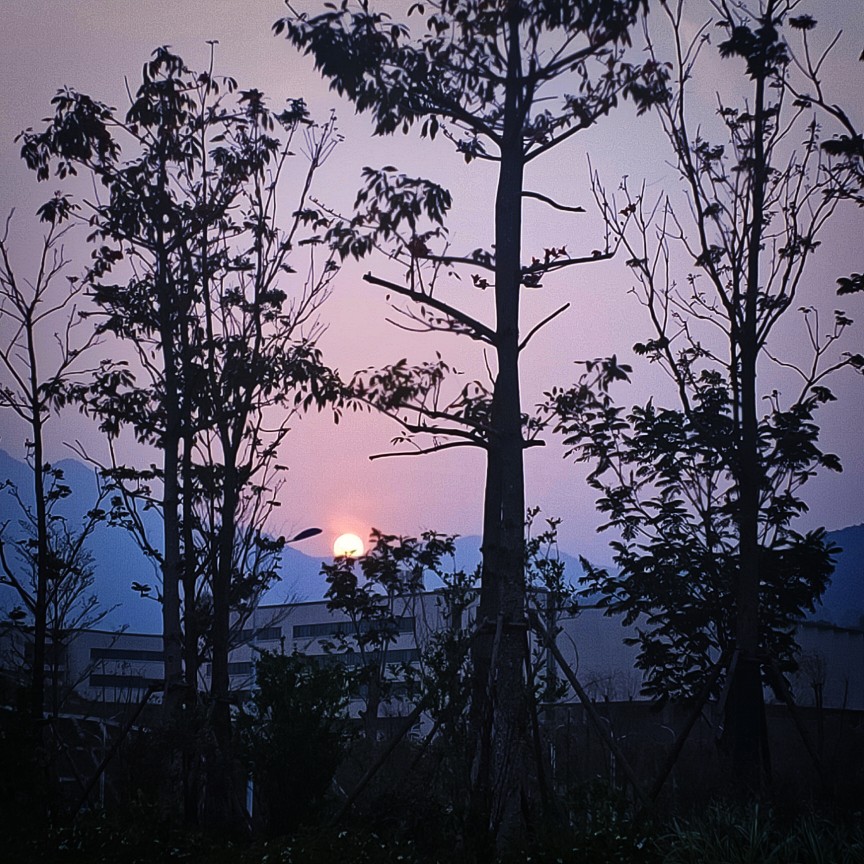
top-left (91, 647), bottom-right (163, 663)
top-left (293, 617), bottom-right (415, 640)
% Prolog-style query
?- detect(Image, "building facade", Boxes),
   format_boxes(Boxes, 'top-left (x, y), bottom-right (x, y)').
top-left (3, 594), bottom-right (862, 718)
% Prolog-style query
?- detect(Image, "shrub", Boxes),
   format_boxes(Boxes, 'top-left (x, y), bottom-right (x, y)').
top-left (239, 651), bottom-right (349, 836)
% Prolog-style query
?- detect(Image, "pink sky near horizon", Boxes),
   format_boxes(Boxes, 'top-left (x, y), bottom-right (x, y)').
top-left (1, 0), bottom-right (862, 563)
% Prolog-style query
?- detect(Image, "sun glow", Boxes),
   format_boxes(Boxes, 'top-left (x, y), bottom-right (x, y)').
top-left (333, 532), bottom-right (365, 558)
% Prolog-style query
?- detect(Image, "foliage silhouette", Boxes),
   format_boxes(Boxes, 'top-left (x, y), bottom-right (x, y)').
top-left (545, 0), bottom-right (862, 788)
top-left (0, 210), bottom-right (105, 723)
top-left (276, 0), bottom-right (664, 847)
top-left (239, 650), bottom-right (349, 835)
top-left (19, 45), bottom-right (344, 825)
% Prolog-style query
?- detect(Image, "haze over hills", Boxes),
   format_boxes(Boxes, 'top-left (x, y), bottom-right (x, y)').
top-left (0, 450), bottom-right (861, 633)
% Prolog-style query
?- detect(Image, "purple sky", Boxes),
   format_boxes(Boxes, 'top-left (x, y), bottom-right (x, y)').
top-left (1, 1), bottom-right (862, 561)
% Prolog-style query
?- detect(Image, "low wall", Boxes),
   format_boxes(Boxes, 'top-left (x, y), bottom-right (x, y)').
top-left (544, 700), bottom-right (864, 809)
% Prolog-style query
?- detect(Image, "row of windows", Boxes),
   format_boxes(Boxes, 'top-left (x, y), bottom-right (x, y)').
top-left (234, 626), bottom-right (282, 644)
top-left (293, 617), bottom-right (415, 640)
top-left (89, 664), bottom-right (252, 690)
top-left (91, 647), bottom-right (163, 663)
top-left (90, 629), bottom-right (281, 667)
top-left (313, 648), bottom-right (420, 669)
top-left (87, 651), bottom-right (418, 690)
top-left (89, 673), bottom-right (162, 689)
top-left (87, 621), bottom-right (414, 664)
top-left (86, 627), bottom-right (417, 686)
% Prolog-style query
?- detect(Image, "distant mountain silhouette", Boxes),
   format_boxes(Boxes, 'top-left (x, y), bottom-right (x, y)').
top-left (815, 523), bottom-right (864, 630)
top-left (0, 449), bottom-right (331, 632)
top-left (0, 448), bottom-right (163, 632)
top-left (1, 450), bottom-right (861, 633)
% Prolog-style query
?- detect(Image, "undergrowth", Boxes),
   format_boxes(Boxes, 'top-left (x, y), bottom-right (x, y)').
top-left (10, 799), bottom-right (864, 863)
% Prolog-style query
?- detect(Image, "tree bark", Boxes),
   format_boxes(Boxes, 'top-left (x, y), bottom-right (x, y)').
top-left (181, 404), bottom-right (200, 824)
top-left (204, 446), bottom-right (242, 829)
top-left (28, 313), bottom-right (48, 724)
top-left (468, 9), bottom-right (535, 851)
top-left (156, 160), bottom-right (184, 724)
top-left (722, 26), bottom-right (771, 791)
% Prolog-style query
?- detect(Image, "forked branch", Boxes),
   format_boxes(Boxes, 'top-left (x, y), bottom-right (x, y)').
top-left (363, 272), bottom-right (496, 344)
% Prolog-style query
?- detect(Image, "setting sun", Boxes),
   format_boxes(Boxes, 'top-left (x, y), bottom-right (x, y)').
top-left (333, 532), bottom-right (365, 558)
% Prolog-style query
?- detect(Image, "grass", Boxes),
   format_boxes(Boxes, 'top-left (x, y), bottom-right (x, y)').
top-left (9, 799), bottom-right (864, 863)
top-left (661, 803), bottom-right (864, 864)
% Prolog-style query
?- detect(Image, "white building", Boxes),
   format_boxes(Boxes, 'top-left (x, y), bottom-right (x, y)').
top-left (3, 595), bottom-right (862, 717)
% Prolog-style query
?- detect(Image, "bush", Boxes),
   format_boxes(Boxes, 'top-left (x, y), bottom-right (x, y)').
top-left (239, 651), bottom-right (349, 836)
top-left (661, 803), bottom-right (864, 864)
top-left (1, 703), bottom-right (49, 845)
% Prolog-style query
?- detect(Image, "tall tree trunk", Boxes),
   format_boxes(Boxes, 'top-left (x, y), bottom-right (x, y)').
top-left (205, 447), bottom-right (241, 828)
top-left (160, 357), bottom-right (184, 723)
top-left (469, 9), bottom-right (535, 850)
top-left (181, 414), bottom-right (200, 824)
top-left (723, 37), bottom-right (770, 791)
top-left (156, 169), bottom-right (184, 723)
top-left (27, 315), bottom-right (48, 724)
top-left (158, 282), bottom-right (186, 825)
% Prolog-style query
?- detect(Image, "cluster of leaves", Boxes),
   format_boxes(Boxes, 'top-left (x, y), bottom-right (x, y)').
top-left (346, 167), bottom-right (450, 253)
top-left (320, 529), bottom-right (466, 713)
top-left (18, 45), bottom-right (346, 696)
top-left (238, 651), bottom-right (349, 835)
top-left (545, 344), bottom-right (841, 699)
top-left (278, 0), bottom-right (670, 303)
top-left (314, 529), bottom-right (485, 844)
top-left (541, 5), bottom-right (863, 707)
top-left (417, 561), bottom-right (477, 730)
top-left (24, 46), bottom-right (344, 444)
top-left (525, 780), bottom-right (658, 864)
top-left (11, 794), bottom-right (864, 864)
top-left (661, 803), bottom-right (864, 864)
top-left (347, 354), bottom-right (548, 460)
top-left (276, 1), bottom-right (665, 145)
top-left (325, 165), bottom-right (453, 299)
top-left (348, 354), bottom-right (501, 459)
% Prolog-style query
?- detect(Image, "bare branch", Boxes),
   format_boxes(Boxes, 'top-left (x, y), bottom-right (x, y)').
top-left (522, 191), bottom-right (586, 213)
top-left (369, 440), bottom-right (481, 461)
top-left (363, 272), bottom-right (496, 345)
top-left (519, 303), bottom-right (570, 353)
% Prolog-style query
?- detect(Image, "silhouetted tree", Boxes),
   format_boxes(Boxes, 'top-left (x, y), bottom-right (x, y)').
top-left (546, 0), bottom-right (862, 791)
top-left (276, 2), bottom-right (662, 846)
top-left (321, 529), bottom-right (458, 739)
top-left (19, 46), bottom-right (343, 825)
top-left (1, 463), bottom-right (114, 718)
top-left (0, 206), bottom-right (102, 723)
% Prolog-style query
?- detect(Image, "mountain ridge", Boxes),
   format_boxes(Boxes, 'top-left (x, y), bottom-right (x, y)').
top-left (1, 450), bottom-right (860, 633)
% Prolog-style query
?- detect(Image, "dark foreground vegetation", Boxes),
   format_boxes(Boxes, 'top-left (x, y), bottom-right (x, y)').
top-left (4, 682), bottom-right (864, 864)
top-left (3, 0), bottom-right (864, 860)
top-left (7, 791), bottom-right (864, 864)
